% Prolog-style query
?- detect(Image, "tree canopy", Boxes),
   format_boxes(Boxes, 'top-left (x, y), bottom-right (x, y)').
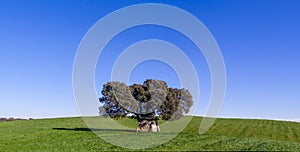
top-left (99, 79), bottom-right (193, 121)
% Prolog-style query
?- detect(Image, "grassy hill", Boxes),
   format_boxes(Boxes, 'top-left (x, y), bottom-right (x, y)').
top-left (1, 116), bottom-right (300, 151)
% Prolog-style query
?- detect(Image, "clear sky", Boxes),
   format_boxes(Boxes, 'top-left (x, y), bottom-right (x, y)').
top-left (0, 0), bottom-right (300, 121)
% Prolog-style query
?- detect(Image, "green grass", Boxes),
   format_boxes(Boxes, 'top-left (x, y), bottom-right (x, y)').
top-left (1, 116), bottom-right (300, 151)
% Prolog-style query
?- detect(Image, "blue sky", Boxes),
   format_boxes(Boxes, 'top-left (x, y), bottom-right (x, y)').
top-left (0, 0), bottom-right (300, 120)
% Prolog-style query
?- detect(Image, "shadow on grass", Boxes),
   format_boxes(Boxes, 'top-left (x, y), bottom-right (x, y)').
top-left (52, 128), bottom-right (181, 136)
top-left (52, 127), bottom-right (136, 132)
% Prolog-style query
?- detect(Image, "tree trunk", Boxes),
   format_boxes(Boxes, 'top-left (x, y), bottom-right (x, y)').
top-left (137, 119), bottom-right (150, 132)
top-left (136, 119), bottom-right (160, 132)
top-left (155, 119), bottom-right (160, 132)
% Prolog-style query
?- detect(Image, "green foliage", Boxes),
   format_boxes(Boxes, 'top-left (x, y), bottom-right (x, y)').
top-left (1, 117), bottom-right (300, 151)
top-left (99, 79), bottom-right (193, 121)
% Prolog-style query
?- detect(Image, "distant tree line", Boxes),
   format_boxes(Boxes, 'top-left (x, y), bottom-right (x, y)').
top-left (0, 117), bottom-right (33, 122)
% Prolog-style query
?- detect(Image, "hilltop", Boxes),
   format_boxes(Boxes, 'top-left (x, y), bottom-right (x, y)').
top-left (0, 116), bottom-right (300, 151)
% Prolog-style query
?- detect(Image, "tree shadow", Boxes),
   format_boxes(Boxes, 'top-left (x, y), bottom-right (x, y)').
top-left (52, 127), bottom-right (136, 132)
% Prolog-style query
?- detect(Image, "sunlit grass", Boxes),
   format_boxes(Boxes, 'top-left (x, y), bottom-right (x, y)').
top-left (0, 116), bottom-right (300, 151)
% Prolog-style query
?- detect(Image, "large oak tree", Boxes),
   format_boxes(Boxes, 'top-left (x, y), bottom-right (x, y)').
top-left (99, 79), bottom-right (193, 130)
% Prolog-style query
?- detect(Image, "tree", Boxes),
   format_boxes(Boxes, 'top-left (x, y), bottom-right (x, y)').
top-left (99, 79), bottom-right (193, 132)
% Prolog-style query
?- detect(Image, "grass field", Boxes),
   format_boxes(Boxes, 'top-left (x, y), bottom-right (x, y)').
top-left (1, 116), bottom-right (300, 151)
